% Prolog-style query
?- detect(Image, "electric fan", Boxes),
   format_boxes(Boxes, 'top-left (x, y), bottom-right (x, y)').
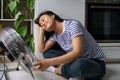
top-left (0, 27), bottom-right (38, 80)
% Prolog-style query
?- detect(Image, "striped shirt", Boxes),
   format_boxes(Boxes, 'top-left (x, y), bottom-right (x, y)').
top-left (50, 20), bottom-right (106, 61)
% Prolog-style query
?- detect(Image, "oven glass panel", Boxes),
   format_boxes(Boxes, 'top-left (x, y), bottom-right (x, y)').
top-left (87, 4), bottom-right (120, 42)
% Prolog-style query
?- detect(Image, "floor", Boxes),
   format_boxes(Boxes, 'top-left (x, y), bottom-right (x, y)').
top-left (103, 63), bottom-right (120, 80)
top-left (0, 63), bottom-right (67, 80)
top-left (1, 50), bottom-right (120, 80)
top-left (1, 63), bottom-right (120, 80)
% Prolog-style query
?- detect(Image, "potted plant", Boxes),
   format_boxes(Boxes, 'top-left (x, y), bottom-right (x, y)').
top-left (6, 0), bottom-right (35, 52)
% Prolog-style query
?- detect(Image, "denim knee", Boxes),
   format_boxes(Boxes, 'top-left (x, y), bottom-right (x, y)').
top-left (61, 59), bottom-right (82, 78)
top-left (61, 58), bottom-right (106, 79)
top-left (79, 58), bottom-right (106, 79)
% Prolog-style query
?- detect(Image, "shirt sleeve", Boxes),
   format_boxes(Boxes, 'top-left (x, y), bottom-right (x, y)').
top-left (49, 34), bottom-right (56, 42)
top-left (69, 20), bottom-right (84, 39)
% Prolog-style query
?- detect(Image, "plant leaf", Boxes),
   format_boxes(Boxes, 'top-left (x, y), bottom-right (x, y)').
top-left (8, 1), bottom-right (17, 13)
top-left (26, 0), bottom-right (34, 9)
top-left (15, 0), bottom-right (20, 3)
top-left (25, 34), bottom-right (33, 42)
top-left (14, 14), bottom-right (24, 29)
top-left (29, 40), bottom-right (35, 52)
top-left (16, 25), bottom-right (28, 37)
top-left (7, 0), bottom-right (35, 52)
top-left (30, 9), bottom-right (34, 19)
top-left (25, 34), bottom-right (35, 52)
top-left (13, 6), bottom-right (19, 16)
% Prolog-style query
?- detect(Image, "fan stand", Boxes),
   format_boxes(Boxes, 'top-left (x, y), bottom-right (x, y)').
top-left (0, 54), bottom-right (20, 80)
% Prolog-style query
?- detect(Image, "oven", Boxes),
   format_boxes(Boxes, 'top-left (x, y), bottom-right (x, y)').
top-left (85, 0), bottom-right (120, 43)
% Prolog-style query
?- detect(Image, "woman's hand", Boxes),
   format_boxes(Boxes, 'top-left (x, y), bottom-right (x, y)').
top-left (34, 59), bottom-right (52, 71)
top-left (39, 27), bottom-right (45, 34)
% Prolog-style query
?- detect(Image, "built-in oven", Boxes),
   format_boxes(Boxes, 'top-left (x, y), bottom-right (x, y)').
top-left (85, 0), bottom-right (120, 44)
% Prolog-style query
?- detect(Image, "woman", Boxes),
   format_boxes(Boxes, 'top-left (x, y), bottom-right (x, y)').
top-left (34, 10), bottom-right (106, 80)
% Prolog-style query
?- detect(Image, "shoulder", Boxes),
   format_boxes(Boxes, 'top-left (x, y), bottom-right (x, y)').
top-left (64, 19), bottom-right (83, 27)
top-left (64, 19), bottom-right (82, 27)
top-left (64, 19), bottom-right (84, 39)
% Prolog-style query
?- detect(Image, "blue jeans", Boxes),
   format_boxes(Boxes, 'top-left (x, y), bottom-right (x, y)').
top-left (43, 49), bottom-right (106, 80)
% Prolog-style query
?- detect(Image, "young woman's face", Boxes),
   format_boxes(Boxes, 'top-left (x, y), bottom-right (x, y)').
top-left (39, 14), bottom-right (55, 31)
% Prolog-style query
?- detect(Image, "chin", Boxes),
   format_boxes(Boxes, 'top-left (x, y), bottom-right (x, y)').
top-left (46, 29), bottom-right (51, 32)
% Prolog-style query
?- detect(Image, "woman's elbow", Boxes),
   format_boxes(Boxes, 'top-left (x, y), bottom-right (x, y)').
top-left (39, 49), bottom-right (46, 53)
top-left (74, 50), bottom-right (83, 58)
top-left (38, 48), bottom-right (45, 53)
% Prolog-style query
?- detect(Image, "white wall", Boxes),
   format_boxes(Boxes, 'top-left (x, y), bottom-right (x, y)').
top-left (34, 0), bottom-right (85, 53)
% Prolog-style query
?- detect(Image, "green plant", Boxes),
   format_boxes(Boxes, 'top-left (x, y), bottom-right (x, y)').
top-left (7, 0), bottom-right (35, 52)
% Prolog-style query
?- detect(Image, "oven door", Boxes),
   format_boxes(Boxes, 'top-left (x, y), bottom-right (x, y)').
top-left (86, 3), bottom-right (120, 43)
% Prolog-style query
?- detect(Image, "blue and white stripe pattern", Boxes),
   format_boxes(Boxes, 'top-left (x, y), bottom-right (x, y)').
top-left (50, 20), bottom-right (106, 61)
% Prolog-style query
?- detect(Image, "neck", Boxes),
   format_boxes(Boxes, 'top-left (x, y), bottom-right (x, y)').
top-left (54, 20), bottom-right (64, 34)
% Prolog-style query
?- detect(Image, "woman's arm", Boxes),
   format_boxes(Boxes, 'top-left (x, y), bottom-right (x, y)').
top-left (49, 35), bottom-right (83, 65)
top-left (38, 27), bottom-right (55, 53)
top-left (34, 35), bottom-right (83, 71)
